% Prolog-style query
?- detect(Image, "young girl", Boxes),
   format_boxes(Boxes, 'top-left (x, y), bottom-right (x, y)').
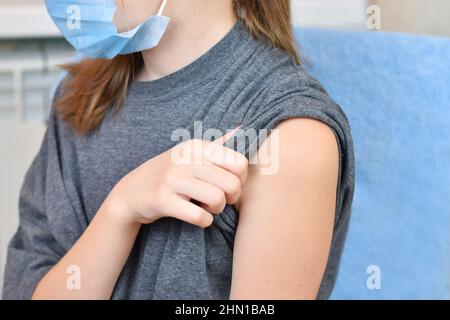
top-left (3, 0), bottom-right (354, 299)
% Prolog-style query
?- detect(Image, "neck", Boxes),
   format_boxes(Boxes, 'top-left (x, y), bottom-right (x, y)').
top-left (136, 0), bottom-right (237, 81)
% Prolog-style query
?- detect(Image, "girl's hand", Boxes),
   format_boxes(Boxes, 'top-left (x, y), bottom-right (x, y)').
top-left (105, 136), bottom-right (248, 228)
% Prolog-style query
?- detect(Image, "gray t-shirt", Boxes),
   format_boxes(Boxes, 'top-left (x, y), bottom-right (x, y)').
top-left (3, 21), bottom-right (354, 300)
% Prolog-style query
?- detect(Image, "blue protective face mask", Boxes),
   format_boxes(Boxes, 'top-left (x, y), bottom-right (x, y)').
top-left (45, 0), bottom-right (170, 59)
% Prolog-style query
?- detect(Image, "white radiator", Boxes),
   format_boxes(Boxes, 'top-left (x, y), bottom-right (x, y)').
top-left (0, 41), bottom-right (74, 121)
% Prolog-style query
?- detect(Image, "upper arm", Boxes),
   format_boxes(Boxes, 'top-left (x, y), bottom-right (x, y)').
top-left (230, 118), bottom-right (340, 299)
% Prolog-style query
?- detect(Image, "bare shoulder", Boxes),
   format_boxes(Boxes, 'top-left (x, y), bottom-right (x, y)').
top-left (237, 118), bottom-right (339, 211)
top-left (273, 117), bottom-right (339, 176)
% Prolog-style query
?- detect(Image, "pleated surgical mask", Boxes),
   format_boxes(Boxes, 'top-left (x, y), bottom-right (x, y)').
top-left (45, 0), bottom-right (170, 59)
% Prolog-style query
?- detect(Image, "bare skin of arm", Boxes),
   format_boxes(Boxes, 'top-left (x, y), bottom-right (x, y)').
top-left (230, 118), bottom-right (339, 299)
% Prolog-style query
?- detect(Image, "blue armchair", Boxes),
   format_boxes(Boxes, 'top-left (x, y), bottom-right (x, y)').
top-left (295, 28), bottom-right (450, 299)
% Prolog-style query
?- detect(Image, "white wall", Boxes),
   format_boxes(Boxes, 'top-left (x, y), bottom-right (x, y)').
top-left (370, 0), bottom-right (450, 37)
top-left (293, 0), bottom-right (367, 29)
top-left (0, 0), bottom-right (60, 39)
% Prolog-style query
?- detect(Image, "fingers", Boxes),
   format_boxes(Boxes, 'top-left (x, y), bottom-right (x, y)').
top-left (166, 195), bottom-right (214, 228)
top-left (160, 129), bottom-right (248, 229)
top-left (174, 138), bottom-right (249, 184)
top-left (170, 176), bottom-right (227, 214)
top-left (202, 141), bottom-right (248, 184)
top-left (192, 163), bottom-right (242, 204)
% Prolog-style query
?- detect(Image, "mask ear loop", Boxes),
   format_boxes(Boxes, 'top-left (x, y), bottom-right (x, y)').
top-left (139, 0), bottom-right (168, 82)
top-left (157, 0), bottom-right (168, 16)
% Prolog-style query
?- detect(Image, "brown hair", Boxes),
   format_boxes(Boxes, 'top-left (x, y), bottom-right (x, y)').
top-left (57, 0), bottom-right (299, 134)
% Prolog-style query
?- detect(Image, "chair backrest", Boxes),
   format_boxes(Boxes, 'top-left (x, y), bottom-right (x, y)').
top-left (295, 28), bottom-right (450, 299)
